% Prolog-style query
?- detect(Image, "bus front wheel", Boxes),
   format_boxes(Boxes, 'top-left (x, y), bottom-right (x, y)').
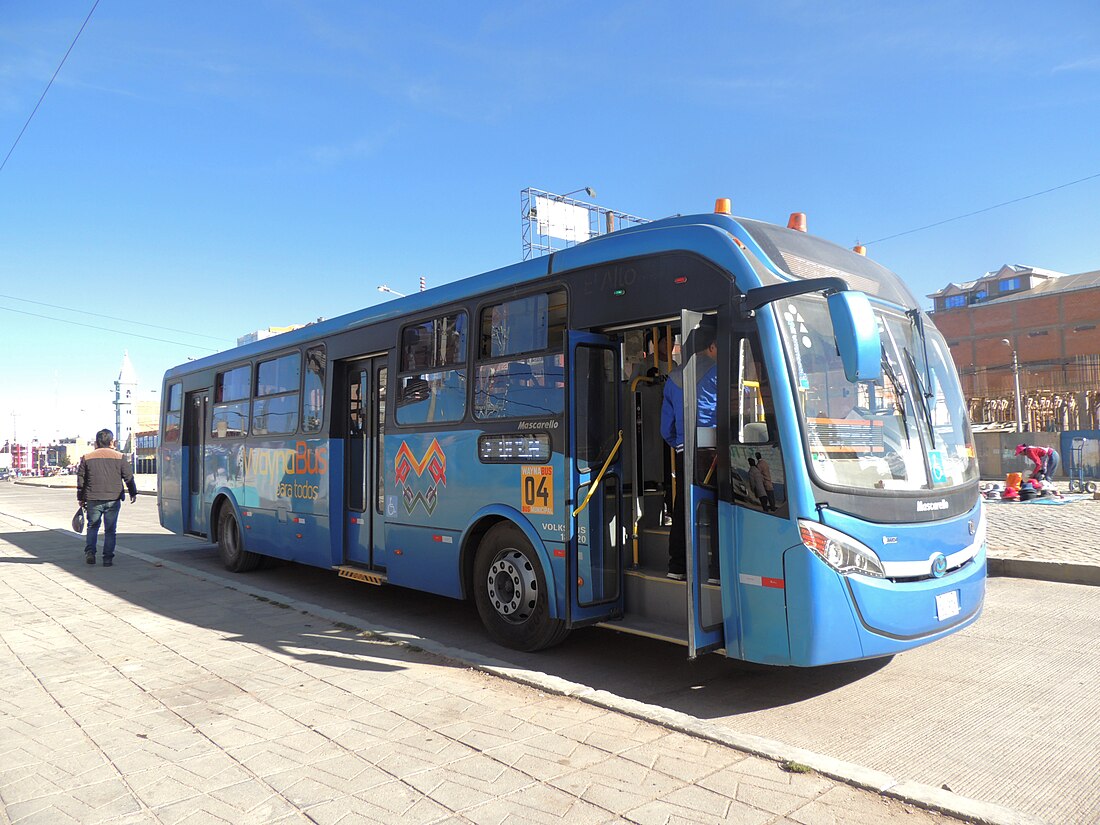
top-left (473, 523), bottom-right (568, 652)
top-left (217, 506), bottom-right (262, 573)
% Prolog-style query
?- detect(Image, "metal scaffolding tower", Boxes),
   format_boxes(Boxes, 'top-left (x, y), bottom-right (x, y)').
top-left (521, 187), bottom-right (649, 260)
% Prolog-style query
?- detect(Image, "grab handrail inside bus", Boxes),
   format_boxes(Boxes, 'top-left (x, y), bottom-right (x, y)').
top-left (703, 453), bottom-right (718, 486)
top-left (573, 430), bottom-right (624, 518)
top-left (628, 375), bottom-right (655, 567)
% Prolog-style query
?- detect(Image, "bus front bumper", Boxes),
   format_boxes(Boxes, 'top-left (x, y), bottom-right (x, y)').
top-left (784, 544), bottom-right (986, 666)
top-left (846, 546), bottom-right (986, 653)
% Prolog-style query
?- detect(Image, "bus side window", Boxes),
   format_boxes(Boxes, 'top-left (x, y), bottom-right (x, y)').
top-left (163, 383), bottom-right (183, 442)
top-left (473, 290), bottom-right (566, 420)
top-left (396, 313), bottom-right (467, 425)
top-left (731, 337), bottom-right (784, 514)
top-left (302, 346), bottom-right (326, 433)
top-left (253, 352), bottom-right (300, 436)
top-left (212, 364), bottom-right (250, 439)
top-left (737, 338), bottom-right (770, 443)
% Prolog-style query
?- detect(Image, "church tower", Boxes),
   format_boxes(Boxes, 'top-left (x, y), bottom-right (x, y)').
top-left (114, 351), bottom-right (137, 459)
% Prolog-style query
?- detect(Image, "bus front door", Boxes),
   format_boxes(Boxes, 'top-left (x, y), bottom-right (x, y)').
top-left (343, 357), bottom-right (387, 569)
top-left (184, 390), bottom-right (209, 535)
top-left (680, 310), bottom-right (725, 657)
top-left (567, 333), bottom-right (625, 626)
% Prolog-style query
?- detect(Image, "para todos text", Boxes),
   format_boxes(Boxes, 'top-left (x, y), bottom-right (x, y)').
top-left (243, 441), bottom-right (328, 500)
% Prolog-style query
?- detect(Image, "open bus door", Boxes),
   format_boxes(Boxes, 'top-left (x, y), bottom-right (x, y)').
top-left (680, 310), bottom-right (725, 657)
top-left (566, 332), bottom-right (625, 627)
top-left (184, 389), bottom-right (209, 535)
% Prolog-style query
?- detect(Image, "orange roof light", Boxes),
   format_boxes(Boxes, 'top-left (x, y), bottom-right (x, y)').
top-left (853, 244), bottom-right (867, 256)
top-left (787, 212), bottom-right (807, 232)
top-left (714, 198), bottom-right (732, 215)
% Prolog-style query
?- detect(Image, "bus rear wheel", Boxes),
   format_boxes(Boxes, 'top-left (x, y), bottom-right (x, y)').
top-left (218, 506), bottom-right (262, 573)
top-left (473, 523), bottom-right (568, 652)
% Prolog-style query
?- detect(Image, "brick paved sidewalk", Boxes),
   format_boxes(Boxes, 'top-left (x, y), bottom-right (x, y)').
top-left (0, 517), bottom-right (971, 825)
top-left (981, 481), bottom-right (1100, 585)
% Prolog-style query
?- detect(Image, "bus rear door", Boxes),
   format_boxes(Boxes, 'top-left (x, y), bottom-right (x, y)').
top-left (567, 332), bottom-right (625, 626)
top-left (184, 389), bottom-right (209, 535)
top-left (342, 356), bottom-right (387, 569)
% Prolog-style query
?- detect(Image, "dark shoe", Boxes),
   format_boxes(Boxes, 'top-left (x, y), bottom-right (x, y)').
top-left (103, 559), bottom-right (113, 567)
top-left (85, 553), bottom-right (95, 565)
top-left (667, 571), bottom-right (686, 581)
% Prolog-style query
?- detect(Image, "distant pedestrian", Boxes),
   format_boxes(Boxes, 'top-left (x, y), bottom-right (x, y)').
top-left (755, 451), bottom-right (776, 511)
top-left (76, 429), bottom-right (138, 567)
top-left (747, 457), bottom-right (769, 509)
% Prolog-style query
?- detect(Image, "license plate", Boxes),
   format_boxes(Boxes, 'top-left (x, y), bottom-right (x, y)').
top-left (936, 590), bottom-right (961, 621)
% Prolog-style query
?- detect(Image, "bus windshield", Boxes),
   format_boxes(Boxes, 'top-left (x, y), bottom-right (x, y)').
top-left (779, 296), bottom-right (977, 493)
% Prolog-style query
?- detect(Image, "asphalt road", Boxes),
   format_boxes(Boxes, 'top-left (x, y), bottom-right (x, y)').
top-left (3, 483), bottom-right (1097, 823)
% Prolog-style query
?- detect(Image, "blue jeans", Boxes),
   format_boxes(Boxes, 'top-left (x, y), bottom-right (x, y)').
top-left (85, 499), bottom-right (121, 560)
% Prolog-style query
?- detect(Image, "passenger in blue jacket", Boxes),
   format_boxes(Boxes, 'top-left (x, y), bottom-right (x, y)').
top-left (660, 327), bottom-right (717, 579)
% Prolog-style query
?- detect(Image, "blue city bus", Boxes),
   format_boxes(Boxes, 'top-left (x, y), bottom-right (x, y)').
top-left (158, 200), bottom-right (985, 665)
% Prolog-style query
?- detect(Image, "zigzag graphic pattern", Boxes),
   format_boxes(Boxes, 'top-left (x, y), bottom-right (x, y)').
top-left (395, 439), bottom-right (447, 514)
top-left (402, 487), bottom-right (439, 515)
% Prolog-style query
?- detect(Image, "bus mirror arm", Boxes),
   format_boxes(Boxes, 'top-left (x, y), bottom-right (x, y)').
top-left (742, 277), bottom-right (882, 384)
top-left (740, 277), bottom-right (849, 316)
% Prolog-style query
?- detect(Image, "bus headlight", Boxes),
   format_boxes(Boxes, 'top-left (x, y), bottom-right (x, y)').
top-left (798, 520), bottom-right (886, 578)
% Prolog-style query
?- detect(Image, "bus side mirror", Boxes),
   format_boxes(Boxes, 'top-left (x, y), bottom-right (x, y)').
top-left (828, 291), bottom-right (881, 383)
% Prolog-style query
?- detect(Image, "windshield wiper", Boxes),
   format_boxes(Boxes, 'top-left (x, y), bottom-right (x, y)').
top-left (880, 345), bottom-right (910, 446)
top-left (903, 347), bottom-right (937, 449)
top-left (906, 308), bottom-right (935, 397)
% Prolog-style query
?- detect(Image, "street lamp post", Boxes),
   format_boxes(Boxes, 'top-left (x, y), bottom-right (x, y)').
top-left (1001, 338), bottom-right (1023, 433)
top-left (376, 284), bottom-right (406, 298)
top-left (559, 186), bottom-right (596, 200)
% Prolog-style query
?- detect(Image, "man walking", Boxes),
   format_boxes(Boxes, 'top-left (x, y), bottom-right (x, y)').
top-left (747, 458), bottom-right (768, 509)
top-left (77, 429), bottom-right (138, 566)
top-left (755, 451), bottom-right (776, 511)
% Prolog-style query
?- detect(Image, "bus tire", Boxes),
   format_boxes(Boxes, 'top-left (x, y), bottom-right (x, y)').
top-left (218, 506), bottom-right (262, 573)
top-left (473, 523), bottom-right (568, 652)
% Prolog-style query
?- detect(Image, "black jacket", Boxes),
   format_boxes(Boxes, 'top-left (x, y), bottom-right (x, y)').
top-left (77, 447), bottom-right (138, 503)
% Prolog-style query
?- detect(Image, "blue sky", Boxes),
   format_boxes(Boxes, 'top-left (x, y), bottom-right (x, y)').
top-left (3, 1), bottom-right (1099, 442)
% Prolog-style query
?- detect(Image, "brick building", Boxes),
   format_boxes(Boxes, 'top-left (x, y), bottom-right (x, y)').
top-left (929, 264), bottom-right (1100, 431)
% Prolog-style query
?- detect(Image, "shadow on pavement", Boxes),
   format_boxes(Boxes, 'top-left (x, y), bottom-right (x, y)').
top-left (2, 519), bottom-right (891, 721)
top-left (1, 527), bottom-right (416, 677)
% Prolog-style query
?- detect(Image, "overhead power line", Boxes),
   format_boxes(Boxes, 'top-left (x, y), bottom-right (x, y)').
top-left (0, 305), bottom-right (220, 352)
top-left (866, 171), bottom-right (1100, 246)
top-left (0, 0), bottom-right (101, 175)
top-left (0, 293), bottom-right (233, 344)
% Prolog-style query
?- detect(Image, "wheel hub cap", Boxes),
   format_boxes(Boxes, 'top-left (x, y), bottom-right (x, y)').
top-left (487, 549), bottom-right (537, 623)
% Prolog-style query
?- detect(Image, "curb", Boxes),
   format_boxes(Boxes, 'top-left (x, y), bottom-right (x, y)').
top-left (987, 556), bottom-right (1100, 587)
top-left (1, 510), bottom-right (1047, 825)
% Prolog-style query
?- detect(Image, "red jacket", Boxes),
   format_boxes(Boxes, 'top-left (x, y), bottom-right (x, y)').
top-left (1018, 445), bottom-right (1052, 476)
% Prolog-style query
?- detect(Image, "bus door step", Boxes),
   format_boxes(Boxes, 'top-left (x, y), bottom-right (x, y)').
top-left (334, 565), bottom-right (388, 586)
